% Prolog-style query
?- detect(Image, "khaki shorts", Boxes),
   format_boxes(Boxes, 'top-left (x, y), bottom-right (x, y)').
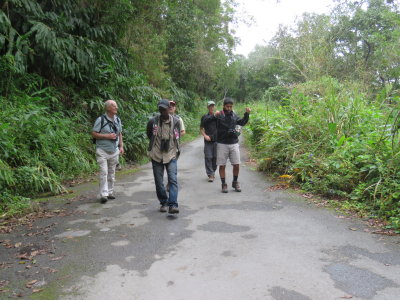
top-left (216, 143), bottom-right (240, 166)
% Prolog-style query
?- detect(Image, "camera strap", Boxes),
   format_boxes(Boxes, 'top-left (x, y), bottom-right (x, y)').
top-left (100, 114), bottom-right (120, 134)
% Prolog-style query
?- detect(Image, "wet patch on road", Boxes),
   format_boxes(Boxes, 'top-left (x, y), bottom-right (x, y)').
top-left (198, 221), bottom-right (251, 233)
top-left (77, 202), bottom-right (151, 229)
top-left (333, 245), bottom-right (400, 266)
top-left (0, 169), bottom-right (197, 297)
top-left (167, 280), bottom-right (174, 286)
top-left (116, 179), bottom-right (155, 197)
top-left (78, 207), bottom-right (197, 276)
top-left (241, 234), bottom-right (257, 239)
top-left (270, 286), bottom-right (311, 300)
top-left (119, 190), bottom-right (154, 204)
top-left (221, 250), bottom-right (236, 257)
top-left (115, 182), bottom-right (140, 188)
top-left (207, 201), bottom-right (283, 212)
top-left (324, 263), bottom-right (398, 299)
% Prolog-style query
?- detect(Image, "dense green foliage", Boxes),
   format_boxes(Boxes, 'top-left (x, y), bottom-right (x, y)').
top-left (1, 0), bottom-right (399, 230)
top-left (0, 0), bottom-right (237, 216)
top-left (247, 78), bottom-right (400, 231)
top-left (240, 0), bottom-right (400, 230)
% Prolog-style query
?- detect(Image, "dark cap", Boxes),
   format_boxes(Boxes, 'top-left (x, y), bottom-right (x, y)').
top-left (223, 97), bottom-right (234, 105)
top-left (158, 99), bottom-right (170, 109)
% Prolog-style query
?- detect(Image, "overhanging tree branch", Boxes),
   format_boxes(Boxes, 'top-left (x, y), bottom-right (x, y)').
top-left (265, 56), bottom-right (309, 81)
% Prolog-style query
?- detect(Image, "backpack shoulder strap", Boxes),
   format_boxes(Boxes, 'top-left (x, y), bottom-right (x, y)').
top-left (97, 115), bottom-right (106, 133)
top-left (99, 114), bottom-right (117, 132)
top-left (172, 115), bottom-right (180, 130)
top-left (155, 114), bottom-right (159, 124)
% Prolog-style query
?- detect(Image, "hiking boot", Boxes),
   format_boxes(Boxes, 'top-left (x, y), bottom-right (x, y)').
top-left (100, 196), bottom-right (108, 204)
top-left (159, 205), bottom-right (168, 213)
top-left (168, 206), bottom-right (179, 214)
top-left (232, 181), bottom-right (241, 192)
top-left (107, 195), bottom-right (116, 200)
top-left (221, 183), bottom-right (228, 193)
top-left (208, 175), bottom-right (214, 182)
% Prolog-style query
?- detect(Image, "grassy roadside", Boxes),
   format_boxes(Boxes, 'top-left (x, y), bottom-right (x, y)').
top-left (241, 90), bottom-right (400, 234)
top-left (242, 127), bottom-right (398, 235)
top-left (0, 107), bottom-right (203, 222)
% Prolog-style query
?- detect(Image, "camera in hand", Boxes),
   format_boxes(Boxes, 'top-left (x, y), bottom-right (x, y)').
top-left (228, 125), bottom-right (241, 137)
top-left (228, 128), bottom-right (239, 137)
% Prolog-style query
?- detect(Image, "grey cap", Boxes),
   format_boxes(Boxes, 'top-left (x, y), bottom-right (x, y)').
top-left (158, 99), bottom-right (170, 109)
top-left (207, 100), bottom-right (215, 107)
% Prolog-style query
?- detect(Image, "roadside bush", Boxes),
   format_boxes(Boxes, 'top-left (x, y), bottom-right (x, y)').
top-left (0, 192), bottom-right (31, 218)
top-left (262, 86), bottom-right (290, 103)
top-left (247, 77), bottom-right (400, 231)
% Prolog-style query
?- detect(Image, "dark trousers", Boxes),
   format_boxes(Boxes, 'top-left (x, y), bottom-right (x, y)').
top-left (204, 141), bottom-right (217, 176)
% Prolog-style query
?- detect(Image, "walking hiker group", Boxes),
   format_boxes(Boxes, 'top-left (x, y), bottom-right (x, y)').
top-left (200, 98), bottom-right (251, 193)
top-left (92, 97), bottom-right (251, 215)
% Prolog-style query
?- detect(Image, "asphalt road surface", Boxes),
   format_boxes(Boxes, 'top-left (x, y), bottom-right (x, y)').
top-left (1, 138), bottom-right (400, 299)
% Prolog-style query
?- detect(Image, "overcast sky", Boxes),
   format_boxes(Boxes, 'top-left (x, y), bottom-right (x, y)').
top-left (233, 0), bottom-right (334, 56)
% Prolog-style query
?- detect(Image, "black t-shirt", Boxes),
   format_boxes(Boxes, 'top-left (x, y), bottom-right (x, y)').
top-left (200, 113), bottom-right (217, 142)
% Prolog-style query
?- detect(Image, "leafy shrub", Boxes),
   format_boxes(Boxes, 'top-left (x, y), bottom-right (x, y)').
top-left (263, 86), bottom-right (290, 103)
top-left (0, 192), bottom-right (31, 218)
top-left (247, 77), bottom-right (400, 230)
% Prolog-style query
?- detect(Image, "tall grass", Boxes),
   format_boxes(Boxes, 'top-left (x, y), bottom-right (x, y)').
top-left (247, 77), bottom-right (400, 231)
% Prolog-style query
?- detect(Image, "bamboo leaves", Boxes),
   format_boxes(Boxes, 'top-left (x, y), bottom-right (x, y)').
top-left (30, 22), bottom-right (57, 51)
top-left (1, 0), bottom-right (126, 81)
top-left (8, 0), bottom-right (43, 17)
top-left (0, 10), bottom-right (11, 33)
top-left (0, 160), bottom-right (15, 190)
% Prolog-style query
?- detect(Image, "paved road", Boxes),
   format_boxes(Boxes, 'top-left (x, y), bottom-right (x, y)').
top-left (1, 138), bottom-right (400, 299)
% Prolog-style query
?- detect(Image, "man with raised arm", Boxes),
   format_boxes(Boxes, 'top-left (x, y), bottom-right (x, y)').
top-left (215, 97), bottom-right (251, 193)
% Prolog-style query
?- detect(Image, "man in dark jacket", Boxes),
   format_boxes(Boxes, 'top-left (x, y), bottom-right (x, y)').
top-left (200, 100), bottom-right (217, 182)
top-left (146, 99), bottom-right (181, 214)
top-left (215, 97), bottom-right (251, 193)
